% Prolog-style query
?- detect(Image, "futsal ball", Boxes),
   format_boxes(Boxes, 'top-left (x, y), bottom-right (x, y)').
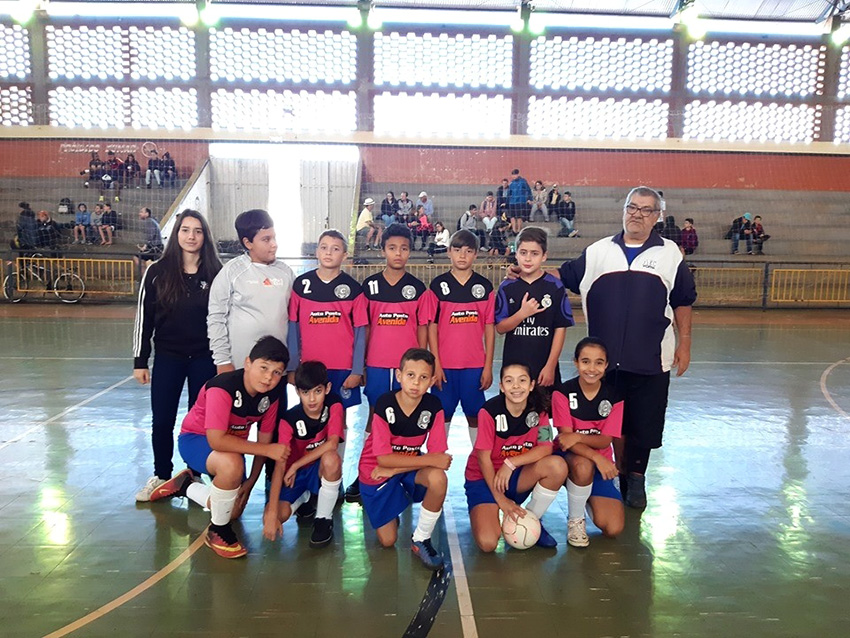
top-left (502, 511), bottom-right (541, 549)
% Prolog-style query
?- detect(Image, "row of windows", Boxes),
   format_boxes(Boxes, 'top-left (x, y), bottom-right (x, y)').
top-left (4, 85), bottom-right (848, 144)
top-left (3, 23), bottom-right (850, 100)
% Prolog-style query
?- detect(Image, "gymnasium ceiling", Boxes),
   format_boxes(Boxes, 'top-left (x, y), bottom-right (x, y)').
top-left (45, 1), bottom-right (850, 23)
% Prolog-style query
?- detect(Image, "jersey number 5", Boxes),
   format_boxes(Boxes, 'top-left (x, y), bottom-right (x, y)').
top-left (569, 393), bottom-right (578, 410)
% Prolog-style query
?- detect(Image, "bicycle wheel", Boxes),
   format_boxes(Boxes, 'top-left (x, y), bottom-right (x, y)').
top-left (53, 273), bottom-right (85, 303)
top-left (3, 271), bottom-right (26, 302)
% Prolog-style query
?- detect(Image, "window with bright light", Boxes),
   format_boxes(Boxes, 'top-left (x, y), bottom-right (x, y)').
top-left (530, 36), bottom-right (673, 93)
top-left (210, 89), bottom-right (357, 133)
top-left (374, 32), bottom-right (512, 89)
top-left (48, 86), bottom-right (128, 128)
top-left (0, 86), bottom-right (33, 125)
top-left (683, 101), bottom-right (820, 143)
top-left (837, 46), bottom-right (850, 99)
top-left (373, 92), bottom-right (511, 138)
top-left (209, 28), bottom-right (356, 84)
top-left (129, 26), bottom-right (196, 81)
top-left (0, 24), bottom-right (31, 80)
top-left (833, 106), bottom-right (850, 143)
top-left (527, 96), bottom-right (668, 140)
top-left (131, 88), bottom-right (198, 130)
top-left (687, 41), bottom-right (825, 98)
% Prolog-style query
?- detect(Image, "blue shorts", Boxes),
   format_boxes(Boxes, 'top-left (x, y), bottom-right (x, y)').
top-left (553, 450), bottom-right (622, 502)
top-left (364, 366), bottom-right (400, 407)
top-left (328, 368), bottom-right (362, 409)
top-left (178, 432), bottom-right (244, 477)
top-left (432, 368), bottom-right (485, 419)
top-left (464, 469), bottom-right (530, 513)
top-left (361, 470), bottom-right (426, 529)
top-left (278, 461), bottom-right (321, 504)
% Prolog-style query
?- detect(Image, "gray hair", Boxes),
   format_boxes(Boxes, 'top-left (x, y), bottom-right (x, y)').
top-left (625, 186), bottom-right (662, 209)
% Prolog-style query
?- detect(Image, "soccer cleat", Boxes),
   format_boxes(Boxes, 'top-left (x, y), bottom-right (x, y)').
top-left (567, 518), bottom-right (590, 548)
top-left (205, 523), bottom-right (247, 559)
top-left (310, 517), bottom-right (334, 548)
top-left (150, 469), bottom-right (193, 502)
top-left (344, 479), bottom-right (362, 504)
top-left (135, 476), bottom-right (167, 502)
top-left (625, 473), bottom-right (647, 509)
top-left (296, 493), bottom-right (318, 522)
top-left (535, 523), bottom-right (558, 548)
top-left (411, 537), bottom-right (444, 570)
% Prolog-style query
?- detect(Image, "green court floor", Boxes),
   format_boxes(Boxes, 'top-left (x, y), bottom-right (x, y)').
top-left (0, 306), bottom-right (848, 637)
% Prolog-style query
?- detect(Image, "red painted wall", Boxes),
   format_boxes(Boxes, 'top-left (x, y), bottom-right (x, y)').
top-left (360, 146), bottom-right (850, 192)
top-left (0, 140), bottom-right (209, 177)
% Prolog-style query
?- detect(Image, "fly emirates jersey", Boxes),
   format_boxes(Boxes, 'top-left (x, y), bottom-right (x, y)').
top-left (180, 370), bottom-right (280, 438)
top-left (278, 394), bottom-right (345, 466)
top-left (465, 394), bottom-right (552, 481)
top-left (423, 271), bottom-right (495, 369)
top-left (289, 270), bottom-right (368, 370)
top-left (363, 271), bottom-right (428, 369)
top-left (551, 377), bottom-right (623, 463)
top-left (358, 392), bottom-right (447, 485)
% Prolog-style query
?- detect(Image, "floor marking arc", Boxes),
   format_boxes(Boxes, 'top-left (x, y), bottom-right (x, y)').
top-left (820, 357), bottom-right (850, 420)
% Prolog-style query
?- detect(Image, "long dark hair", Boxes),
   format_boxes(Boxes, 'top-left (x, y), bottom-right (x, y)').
top-left (499, 362), bottom-right (550, 415)
top-left (156, 209), bottom-right (222, 311)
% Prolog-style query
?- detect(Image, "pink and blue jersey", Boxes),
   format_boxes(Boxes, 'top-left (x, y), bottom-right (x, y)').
top-left (278, 394), bottom-right (345, 467)
top-left (363, 271), bottom-right (428, 369)
top-left (551, 377), bottom-right (623, 462)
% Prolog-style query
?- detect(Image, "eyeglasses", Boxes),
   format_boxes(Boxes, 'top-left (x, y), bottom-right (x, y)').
top-left (624, 203), bottom-right (660, 218)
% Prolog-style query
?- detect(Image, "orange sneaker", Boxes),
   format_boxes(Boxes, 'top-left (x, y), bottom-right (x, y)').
top-left (149, 469), bottom-right (193, 502)
top-left (205, 523), bottom-right (247, 559)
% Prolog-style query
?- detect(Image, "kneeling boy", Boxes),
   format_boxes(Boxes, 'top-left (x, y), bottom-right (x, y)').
top-left (358, 348), bottom-right (451, 570)
top-left (151, 336), bottom-right (290, 559)
top-left (263, 361), bottom-right (344, 548)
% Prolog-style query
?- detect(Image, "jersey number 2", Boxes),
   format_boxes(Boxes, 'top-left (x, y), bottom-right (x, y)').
top-left (302, 280), bottom-right (312, 295)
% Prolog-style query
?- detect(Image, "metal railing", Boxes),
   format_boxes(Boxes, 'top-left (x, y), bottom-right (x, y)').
top-left (10, 256), bottom-right (135, 296)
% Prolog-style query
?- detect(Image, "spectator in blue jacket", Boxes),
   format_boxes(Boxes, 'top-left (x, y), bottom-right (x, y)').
top-left (507, 168), bottom-right (532, 235)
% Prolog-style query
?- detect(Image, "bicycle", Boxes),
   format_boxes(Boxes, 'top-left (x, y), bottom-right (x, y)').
top-left (3, 255), bottom-right (85, 303)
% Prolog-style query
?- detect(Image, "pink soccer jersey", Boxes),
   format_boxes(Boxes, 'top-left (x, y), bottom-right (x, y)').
top-left (423, 271), bottom-right (495, 370)
top-left (551, 377), bottom-right (623, 463)
top-left (289, 270), bottom-right (368, 370)
top-left (278, 394), bottom-right (345, 466)
top-left (465, 394), bottom-right (551, 481)
top-left (358, 392), bottom-right (447, 485)
top-left (180, 370), bottom-right (279, 439)
top-left (363, 271), bottom-right (428, 369)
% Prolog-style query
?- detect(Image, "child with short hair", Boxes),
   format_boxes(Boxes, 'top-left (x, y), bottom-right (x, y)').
top-left (345, 223), bottom-right (428, 502)
top-left (551, 337), bottom-right (625, 548)
top-left (263, 361), bottom-right (344, 548)
top-left (73, 203), bottom-right (90, 244)
top-left (150, 336), bottom-right (290, 559)
top-left (425, 229), bottom-right (495, 444)
top-left (89, 203), bottom-right (105, 245)
top-left (681, 218), bottom-right (699, 255)
top-left (464, 363), bottom-right (568, 552)
top-left (358, 348), bottom-right (450, 570)
top-left (495, 227), bottom-right (574, 389)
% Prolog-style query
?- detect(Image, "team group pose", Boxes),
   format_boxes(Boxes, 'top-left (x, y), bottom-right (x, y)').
top-left (137, 185), bottom-right (696, 566)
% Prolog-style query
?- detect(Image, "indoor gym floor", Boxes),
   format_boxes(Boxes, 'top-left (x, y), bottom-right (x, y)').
top-left (0, 305), bottom-right (848, 638)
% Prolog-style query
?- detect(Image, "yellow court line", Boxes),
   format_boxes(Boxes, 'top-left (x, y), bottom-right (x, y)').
top-left (42, 532), bottom-right (207, 638)
top-left (820, 357), bottom-right (850, 421)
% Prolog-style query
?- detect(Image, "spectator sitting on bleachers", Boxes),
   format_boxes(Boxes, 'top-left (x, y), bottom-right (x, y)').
top-left (729, 212), bottom-right (753, 255)
top-left (681, 218), bottom-right (699, 255)
top-left (496, 178), bottom-right (510, 217)
top-left (488, 217), bottom-right (510, 256)
top-left (122, 153), bottom-right (141, 188)
top-left (418, 191), bottom-right (434, 218)
top-left (101, 150), bottom-right (124, 203)
top-left (410, 204), bottom-right (433, 251)
top-left (557, 190), bottom-right (578, 238)
top-left (36, 210), bottom-right (62, 251)
top-left (146, 150), bottom-right (162, 188)
top-left (752, 215), bottom-right (770, 255)
top-left (137, 207), bottom-right (163, 263)
top-left (381, 191), bottom-right (399, 226)
top-left (427, 221), bottom-right (450, 263)
top-left (15, 202), bottom-right (37, 250)
top-left (160, 152), bottom-right (178, 187)
top-left (397, 191), bottom-right (414, 218)
top-left (101, 203), bottom-right (117, 246)
top-left (81, 150), bottom-right (103, 189)
top-left (89, 203), bottom-right (107, 245)
top-left (530, 180), bottom-right (549, 222)
top-left (72, 203), bottom-right (90, 244)
top-left (661, 215), bottom-right (683, 248)
top-left (356, 197), bottom-right (381, 250)
top-left (480, 191), bottom-right (497, 221)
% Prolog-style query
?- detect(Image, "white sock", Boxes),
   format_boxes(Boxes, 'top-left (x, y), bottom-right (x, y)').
top-left (291, 490), bottom-right (310, 511)
top-left (412, 506), bottom-right (442, 543)
top-left (316, 476), bottom-right (342, 520)
top-left (566, 480), bottom-right (593, 521)
top-left (186, 482), bottom-right (210, 509)
top-left (209, 485), bottom-right (239, 526)
top-left (468, 426), bottom-right (477, 445)
top-left (526, 483), bottom-right (559, 519)
top-left (338, 441), bottom-right (347, 466)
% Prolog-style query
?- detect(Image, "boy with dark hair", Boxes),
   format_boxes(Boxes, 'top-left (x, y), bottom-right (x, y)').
top-left (208, 209), bottom-right (294, 374)
top-left (263, 361), bottom-right (344, 548)
top-left (495, 226), bottom-right (574, 390)
top-left (345, 223), bottom-right (429, 502)
top-left (151, 336), bottom-right (290, 559)
top-left (359, 348), bottom-right (450, 569)
top-left (425, 229), bottom-right (495, 444)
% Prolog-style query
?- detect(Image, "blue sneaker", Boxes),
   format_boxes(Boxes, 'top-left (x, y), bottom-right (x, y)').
top-left (536, 523), bottom-right (558, 548)
top-left (411, 537), bottom-right (444, 570)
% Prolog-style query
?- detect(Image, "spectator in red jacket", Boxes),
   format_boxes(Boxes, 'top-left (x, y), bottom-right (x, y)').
top-left (681, 218), bottom-right (699, 255)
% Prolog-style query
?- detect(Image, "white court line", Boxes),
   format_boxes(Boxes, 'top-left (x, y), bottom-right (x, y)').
top-left (443, 502), bottom-right (478, 638)
top-left (820, 357), bottom-right (850, 421)
top-left (0, 356), bottom-right (125, 361)
top-left (0, 375), bottom-right (134, 452)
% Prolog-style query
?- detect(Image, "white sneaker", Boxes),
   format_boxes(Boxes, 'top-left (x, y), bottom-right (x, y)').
top-left (136, 476), bottom-right (167, 502)
top-left (567, 518), bottom-right (590, 547)
top-left (568, 230), bottom-right (578, 238)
